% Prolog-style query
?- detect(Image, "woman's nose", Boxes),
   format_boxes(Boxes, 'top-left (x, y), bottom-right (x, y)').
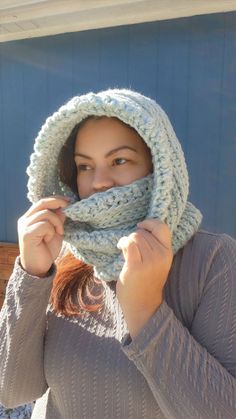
top-left (92, 168), bottom-right (115, 192)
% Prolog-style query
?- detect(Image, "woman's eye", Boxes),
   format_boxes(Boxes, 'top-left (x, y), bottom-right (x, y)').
top-left (113, 158), bottom-right (127, 165)
top-left (77, 164), bottom-right (92, 171)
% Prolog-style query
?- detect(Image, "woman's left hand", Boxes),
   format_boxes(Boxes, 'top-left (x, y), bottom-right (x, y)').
top-left (116, 219), bottom-right (173, 338)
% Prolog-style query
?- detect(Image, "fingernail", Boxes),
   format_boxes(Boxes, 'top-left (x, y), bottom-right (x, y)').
top-left (117, 236), bottom-right (129, 249)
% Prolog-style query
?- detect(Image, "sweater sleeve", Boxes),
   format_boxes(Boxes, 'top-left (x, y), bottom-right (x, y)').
top-left (121, 234), bottom-right (236, 419)
top-left (0, 256), bottom-right (55, 408)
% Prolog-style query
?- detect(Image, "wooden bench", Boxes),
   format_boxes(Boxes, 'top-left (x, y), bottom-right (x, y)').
top-left (0, 243), bottom-right (19, 309)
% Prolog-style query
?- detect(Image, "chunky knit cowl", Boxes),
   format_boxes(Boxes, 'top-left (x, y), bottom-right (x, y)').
top-left (27, 89), bottom-right (202, 281)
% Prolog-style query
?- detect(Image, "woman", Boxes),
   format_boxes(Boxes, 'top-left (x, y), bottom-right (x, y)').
top-left (0, 89), bottom-right (235, 418)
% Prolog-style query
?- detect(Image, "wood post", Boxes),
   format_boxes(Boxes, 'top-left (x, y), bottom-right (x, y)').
top-left (0, 243), bottom-right (19, 309)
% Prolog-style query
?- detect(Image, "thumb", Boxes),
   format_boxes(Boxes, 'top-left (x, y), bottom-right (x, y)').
top-left (117, 236), bottom-right (129, 260)
top-left (117, 235), bottom-right (141, 266)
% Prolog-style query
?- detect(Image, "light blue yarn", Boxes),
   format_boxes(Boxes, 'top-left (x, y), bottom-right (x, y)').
top-left (26, 88), bottom-right (202, 281)
top-left (62, 174), bottom-right (153, 280)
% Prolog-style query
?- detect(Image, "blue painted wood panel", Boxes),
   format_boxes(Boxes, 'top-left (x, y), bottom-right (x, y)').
top-left (0, 12), bottom-right (236, 242)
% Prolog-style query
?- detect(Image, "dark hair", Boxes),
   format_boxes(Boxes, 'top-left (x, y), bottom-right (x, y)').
top-left (50, 253), bottom-right (103, 316)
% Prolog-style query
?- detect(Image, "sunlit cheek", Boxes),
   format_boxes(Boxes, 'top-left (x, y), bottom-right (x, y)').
top-left (76, 172), bottom-right (93, 198)
top-left (116, 169), bottom-right (138, 185)
top-left (76, 173), bottom-right (85, 196)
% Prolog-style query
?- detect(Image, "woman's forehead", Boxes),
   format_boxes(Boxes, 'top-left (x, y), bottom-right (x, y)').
top-left (74, 116), bottom-right (149, 153)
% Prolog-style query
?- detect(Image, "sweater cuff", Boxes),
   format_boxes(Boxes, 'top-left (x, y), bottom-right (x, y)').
top-left (121, 300), bottom-right (173, 360)
top-left (5, 256), bottom-right (56, 302)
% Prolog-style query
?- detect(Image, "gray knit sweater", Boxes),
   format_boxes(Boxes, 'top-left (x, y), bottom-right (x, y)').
top-left (0, 230), bottom-right (235, 419)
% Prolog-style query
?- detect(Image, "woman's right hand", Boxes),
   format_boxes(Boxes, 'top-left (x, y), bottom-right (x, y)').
top-left (17, 196), bottom-right (71, 277)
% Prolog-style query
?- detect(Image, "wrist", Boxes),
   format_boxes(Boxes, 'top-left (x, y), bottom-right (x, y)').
top-left (19, 258), bottom-right (54, 278)
top-left (123, 298), bottom-right (163, 339)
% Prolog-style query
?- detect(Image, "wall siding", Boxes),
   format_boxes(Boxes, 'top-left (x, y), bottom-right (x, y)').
top-left (0, 12), bottom-right (236, 242)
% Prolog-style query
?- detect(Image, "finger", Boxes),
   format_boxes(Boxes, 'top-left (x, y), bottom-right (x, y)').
top-left (117, 236), bottom-right (129, 257)
top-left (26, 209), bottom-right (65, 235)
top-left (54, 208), bottom-right (66, 224)
top-left (25, 196), bottom-right (71, 217)
top-left (118, 231), bottom-right (153, 262)
top-left (43, 224), bottom-right (57, 243)
top-left (117, 236), bottom-right (142, 264)
top-left (137, 219), bottom-right (172, 250)
top-left (126, 230), bottom-right (160, 265)
top-left (136, 228), bottom-right (158, 252)
top-left (23, 221), bottom-right (56, 243)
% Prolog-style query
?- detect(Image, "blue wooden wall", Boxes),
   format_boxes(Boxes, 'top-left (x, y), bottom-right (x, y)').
top-left (0, 12), bottom-right (236, 242)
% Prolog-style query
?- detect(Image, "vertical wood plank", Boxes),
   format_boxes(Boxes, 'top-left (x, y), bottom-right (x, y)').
top-left (1, 42), bottom-right (25, 241)
top-left (0, 50), bottom-right (6, 240)
top-left (99, 26), bottom-right (129, 89)
top-left (216, 13), bottom-right (236, 234)
top-left (128, 22), bottom-right (158, 98)
top-left (155, 18), bottom-right (191, 154)
top-left (72, 29), bottom-right (101, 93)
top-left (0, 242), bottom-right (19, 308)
top-left (185, 14), bottom-right (225, 232)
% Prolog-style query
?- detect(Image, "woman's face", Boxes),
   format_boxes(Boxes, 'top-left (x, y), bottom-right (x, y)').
top-left (74, 117), bottom-right (153, 199)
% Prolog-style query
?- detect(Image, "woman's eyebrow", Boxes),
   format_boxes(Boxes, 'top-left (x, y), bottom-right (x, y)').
top-left (105, 146), bottom-right (137, 157)
top-left (74, 146), bottom-right (137, 159)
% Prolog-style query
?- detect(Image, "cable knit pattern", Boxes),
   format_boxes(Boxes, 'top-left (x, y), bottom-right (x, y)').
top-left (26, 89), bottom-right (202, 280)
top-left (0, 231), bottom-right (235, 418)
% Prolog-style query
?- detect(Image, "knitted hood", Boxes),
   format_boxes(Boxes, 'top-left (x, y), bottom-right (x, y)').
top-left (27, 89), bottom-right (202, 263)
